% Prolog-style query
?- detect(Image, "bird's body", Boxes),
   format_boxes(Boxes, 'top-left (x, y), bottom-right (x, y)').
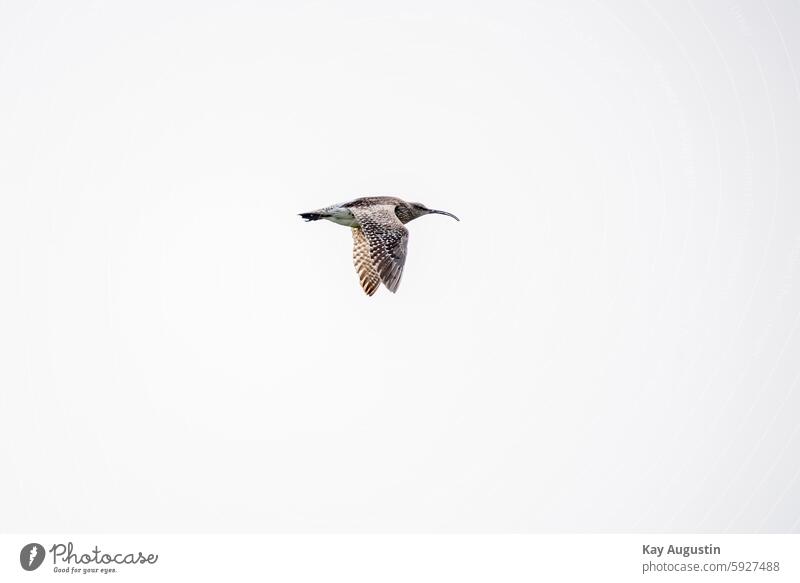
top-left (300, 196), bottom-right (459, 295)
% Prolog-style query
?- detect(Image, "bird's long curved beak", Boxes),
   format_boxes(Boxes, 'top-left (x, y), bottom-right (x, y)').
top-left (429, 209), bottom-right (460, 221)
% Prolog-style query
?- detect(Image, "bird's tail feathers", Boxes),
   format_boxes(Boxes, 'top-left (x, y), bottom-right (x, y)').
top-left (299, 212), bottom-right (327, 222)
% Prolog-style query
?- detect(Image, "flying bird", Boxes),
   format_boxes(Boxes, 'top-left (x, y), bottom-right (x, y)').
top-left (300, 196), bottom-right (459, 295)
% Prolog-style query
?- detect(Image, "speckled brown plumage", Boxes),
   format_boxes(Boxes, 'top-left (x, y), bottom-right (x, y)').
top-left (349, 204), bottom-right (408, 293)
top-left (352, 227), bottom-right (380, 296)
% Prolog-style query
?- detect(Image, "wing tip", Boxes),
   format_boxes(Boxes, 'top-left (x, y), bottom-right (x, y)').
top-left (360, 280), bottom-right (380, 296)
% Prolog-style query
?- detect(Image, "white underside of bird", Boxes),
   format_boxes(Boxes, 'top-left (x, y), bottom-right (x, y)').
top-left (324, 206), bottom-right (360, 227)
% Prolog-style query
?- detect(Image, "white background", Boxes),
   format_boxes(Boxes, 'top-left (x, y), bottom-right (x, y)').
top-left (1, 0), bottom-right (799, 532)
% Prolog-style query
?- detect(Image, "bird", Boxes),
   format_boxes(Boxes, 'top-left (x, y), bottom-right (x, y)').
top-left (299, 196), bottom-right (459, 295)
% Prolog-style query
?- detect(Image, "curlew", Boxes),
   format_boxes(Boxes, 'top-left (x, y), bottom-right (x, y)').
top-left (299, 196), bottom-right (459, 295)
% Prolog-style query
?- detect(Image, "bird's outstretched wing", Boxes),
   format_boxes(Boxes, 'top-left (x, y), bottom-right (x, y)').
top-left (352, 227), bottom-right (381, 296)
top-left (350, 205), bottom-right (409, 293)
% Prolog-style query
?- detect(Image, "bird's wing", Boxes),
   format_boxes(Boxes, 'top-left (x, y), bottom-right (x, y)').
top-left (350, 205), bottom-right (409, 293)
top-left (352, 227), bottom-right (381, 296)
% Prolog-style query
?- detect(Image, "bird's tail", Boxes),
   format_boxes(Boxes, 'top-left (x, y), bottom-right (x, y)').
top-left (299, 211), bottom-right (327, 222)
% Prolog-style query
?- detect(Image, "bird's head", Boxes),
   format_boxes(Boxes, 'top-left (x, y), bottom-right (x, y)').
top-left (407, 202), bottom-right (460, 222)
